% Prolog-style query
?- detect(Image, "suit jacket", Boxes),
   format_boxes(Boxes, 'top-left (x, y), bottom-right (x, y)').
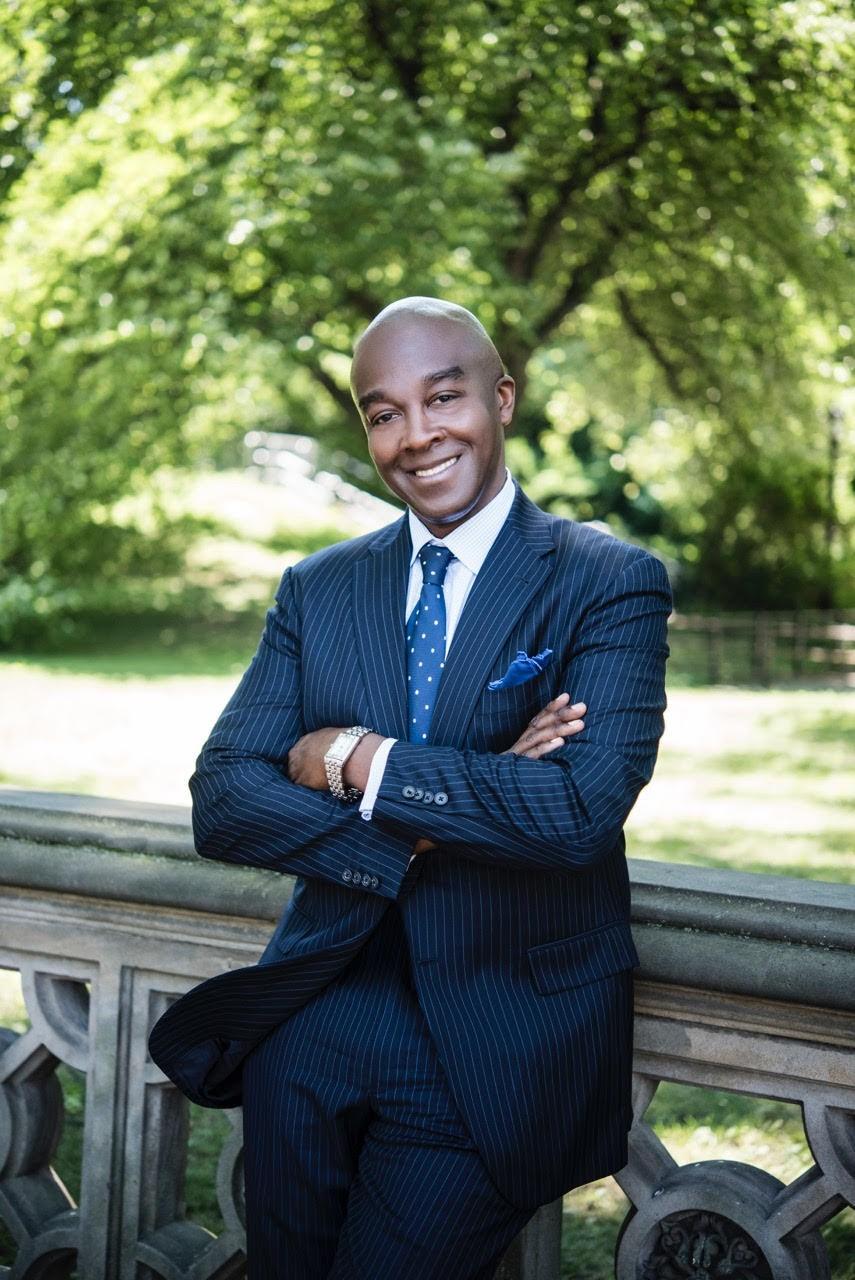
top-left (148, 479), bottom-right (671, 1210)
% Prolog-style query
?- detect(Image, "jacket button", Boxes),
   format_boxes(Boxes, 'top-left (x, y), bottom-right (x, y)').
top-left (434, 792), bottom-right (448, 805)
top-left (422, 790), bottom-right (434, 803)
top-left (413, 787), bottom-right (424, 800)
top-left (370, 875), bottom-right (379, 888)
top-left (402, 785), bottom-right (416, 799)
top-left (342, 869), bottom-right (353, 882)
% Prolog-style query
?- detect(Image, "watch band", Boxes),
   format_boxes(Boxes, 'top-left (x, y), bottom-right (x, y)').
top-left (324, 725), bottom-right (374, 802)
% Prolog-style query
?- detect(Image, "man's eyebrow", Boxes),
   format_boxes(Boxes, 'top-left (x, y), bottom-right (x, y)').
top-left (357, 388), bottom-right (387, 412)
top-left (423, 364), bottom-right (465, 387)
top-left (357, 365), bottom-right (466, 414)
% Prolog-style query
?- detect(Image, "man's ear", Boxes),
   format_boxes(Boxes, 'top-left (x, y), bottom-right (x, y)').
top-left (496, 374), bottom-right (516, 425)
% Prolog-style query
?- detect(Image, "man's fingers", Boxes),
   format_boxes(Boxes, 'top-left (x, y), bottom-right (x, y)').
top-left (533, 692), bottom-right (568, 720)
top-left (530, 696), bottom-right (584, 729)
top-left (524, 721), bottom-right (580, 745)
top-left (516, 694), bottom-right (588, 755)
top-left (518, 719), bottom-right (584, 754)
top-left (530, 705), bottom-right (586, 732)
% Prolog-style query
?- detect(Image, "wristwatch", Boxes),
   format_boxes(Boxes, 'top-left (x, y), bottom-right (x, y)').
top-left (324, 725), bottom-right (374, 801)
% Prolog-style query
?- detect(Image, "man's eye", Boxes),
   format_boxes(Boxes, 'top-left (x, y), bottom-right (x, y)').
top-left (433, 393), bottom-right (459, 405)
top-left (370, 412), bottom-right (395, 427)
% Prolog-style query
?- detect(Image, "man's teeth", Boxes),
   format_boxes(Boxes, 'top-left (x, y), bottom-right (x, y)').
top-left (414, 456), bottom-right (459, 477)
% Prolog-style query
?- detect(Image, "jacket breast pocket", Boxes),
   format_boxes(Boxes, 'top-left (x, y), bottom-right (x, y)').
top-left (526, 921), bottom-right (640, 995)
top-left (478, 681), bottom-right (553, 747)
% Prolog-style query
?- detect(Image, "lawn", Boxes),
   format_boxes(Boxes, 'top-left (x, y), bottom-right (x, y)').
top-left (0, 623), bottom-right (851, 882)
top-left (0, 621), bottom-right (852, 1275)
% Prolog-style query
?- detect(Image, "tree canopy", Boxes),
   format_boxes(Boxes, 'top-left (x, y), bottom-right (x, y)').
top-left (1, 0), bottom-right (852, 638)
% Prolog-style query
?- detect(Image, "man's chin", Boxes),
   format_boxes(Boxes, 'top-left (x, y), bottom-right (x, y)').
top-left (408, 490), bottom-right (480, 526)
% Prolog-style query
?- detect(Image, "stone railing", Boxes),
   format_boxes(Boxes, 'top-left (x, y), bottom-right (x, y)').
top-left (0, 790), bottom-right (852, 1280)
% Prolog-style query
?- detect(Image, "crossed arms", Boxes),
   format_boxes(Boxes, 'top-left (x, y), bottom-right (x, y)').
top-left (189, 550), bottom-right (671, 900)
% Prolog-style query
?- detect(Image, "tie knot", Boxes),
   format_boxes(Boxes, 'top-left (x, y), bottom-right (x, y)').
top-left (418, 543), bottom-right (455, 586)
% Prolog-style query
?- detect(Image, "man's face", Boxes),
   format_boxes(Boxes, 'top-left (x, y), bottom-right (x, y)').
top-left (351, 316), bottom-right (515, 537)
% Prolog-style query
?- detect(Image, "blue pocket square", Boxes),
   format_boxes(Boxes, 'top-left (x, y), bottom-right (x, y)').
top-left (487, 648), bottom-right (554, 691)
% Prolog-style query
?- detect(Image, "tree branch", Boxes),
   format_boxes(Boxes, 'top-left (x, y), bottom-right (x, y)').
top-left (534, 229), bottom-right (622, 340)
top-left (513, 96), bottom-right (650, 285)
top-left (361, 0), bottom-right (426, 104)
top-left (294, 355), bottom-right (356, 419)
top-left (616, 288), bottom-right (685, 399)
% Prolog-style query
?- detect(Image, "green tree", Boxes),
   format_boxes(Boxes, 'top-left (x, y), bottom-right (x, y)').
top-left (1, 0), bottom-right (852, 636)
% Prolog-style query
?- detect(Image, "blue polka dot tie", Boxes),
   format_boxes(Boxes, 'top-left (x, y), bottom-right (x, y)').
top-left (406, 543), bottom-right (455, 744)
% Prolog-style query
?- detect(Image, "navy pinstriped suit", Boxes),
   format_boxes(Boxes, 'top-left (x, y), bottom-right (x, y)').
top-left (148, 478), bottom-right (671, 1270)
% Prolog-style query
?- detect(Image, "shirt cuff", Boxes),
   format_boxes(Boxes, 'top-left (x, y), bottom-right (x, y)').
top-left (359, 737), bottom-right (397, 821)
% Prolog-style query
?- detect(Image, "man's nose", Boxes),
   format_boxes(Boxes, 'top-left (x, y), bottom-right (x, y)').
top-left (400, 405), bottom-right (443, 449)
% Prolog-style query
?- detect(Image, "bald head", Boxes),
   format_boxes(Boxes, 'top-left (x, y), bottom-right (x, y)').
top-left (350, 296), bottom-right (504, 397)
top-left (346, 294), bottom-right (515, 535)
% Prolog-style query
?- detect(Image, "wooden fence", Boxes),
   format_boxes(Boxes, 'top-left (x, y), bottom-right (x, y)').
top-left (666, 611), bottom-right (855, 686)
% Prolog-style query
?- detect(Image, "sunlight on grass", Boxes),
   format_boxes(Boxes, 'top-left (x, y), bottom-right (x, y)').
top-left (627, 688), bottom-right (854, 883)
top-left (0, 970), bottom-right (27, 1033)
top-left (1, 658), bottom-right (851, 876)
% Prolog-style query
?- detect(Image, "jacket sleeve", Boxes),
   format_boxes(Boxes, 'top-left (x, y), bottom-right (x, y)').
top-left (188, 566), bottom-right (415, 901)
top-left (370, 551), bottom-right (671, 874)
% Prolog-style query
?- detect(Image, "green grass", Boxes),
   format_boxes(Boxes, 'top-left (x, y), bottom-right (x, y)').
top-left (627, 686), bottom-right (854, 883)
top-left (0, 618), bottom-right (852, 1275)
top-left (1, 633), bottom-right (851, 883)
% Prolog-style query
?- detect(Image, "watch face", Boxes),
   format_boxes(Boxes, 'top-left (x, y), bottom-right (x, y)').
top-left (327, 736), bottom-right (350, 763)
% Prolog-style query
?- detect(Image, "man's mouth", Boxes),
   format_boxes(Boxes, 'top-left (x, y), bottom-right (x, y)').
top-left (409, 454), bottom-right (461, 479)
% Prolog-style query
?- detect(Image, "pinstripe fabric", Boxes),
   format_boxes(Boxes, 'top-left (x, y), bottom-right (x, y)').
top-left (242, 899), bottom-right (535, 1279)
top-left (148, 477), bottom-right (672, 1211)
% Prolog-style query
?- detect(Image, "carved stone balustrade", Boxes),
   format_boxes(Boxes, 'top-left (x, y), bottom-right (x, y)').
top-left (0, 790), bottom-right (852, 1280)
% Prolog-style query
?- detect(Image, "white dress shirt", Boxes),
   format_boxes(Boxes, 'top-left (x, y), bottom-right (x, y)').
top-left (358, 466), bottom-right (516, 838)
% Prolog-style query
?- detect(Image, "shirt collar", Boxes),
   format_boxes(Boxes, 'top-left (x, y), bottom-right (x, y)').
top-left (407, 466), bottom-right (516, 575)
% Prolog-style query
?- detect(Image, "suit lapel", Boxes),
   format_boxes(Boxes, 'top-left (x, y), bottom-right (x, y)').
top-left (352, 513), bottom-right (412, 739)
top-left (428, 484), bottom-right (556, 746)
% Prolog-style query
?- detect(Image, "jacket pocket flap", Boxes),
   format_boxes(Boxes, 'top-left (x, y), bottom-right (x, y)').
top-left (526, 921), bottom-right (640, 995)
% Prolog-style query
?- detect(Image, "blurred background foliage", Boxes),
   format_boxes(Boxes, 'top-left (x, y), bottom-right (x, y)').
top-left (1, 0), bottom-right (853, 645)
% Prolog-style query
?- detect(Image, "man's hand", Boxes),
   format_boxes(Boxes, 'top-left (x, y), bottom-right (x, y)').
top-left (285, 727), bottom-right (343, 790)
top-left (502, 692), bottom-right (585, 758)
top-left (411, 693), bottom-right (585, 858)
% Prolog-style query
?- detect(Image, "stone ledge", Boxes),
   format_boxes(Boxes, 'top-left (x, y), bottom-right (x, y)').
top-left (2, 790), bottom-right (853, 1011)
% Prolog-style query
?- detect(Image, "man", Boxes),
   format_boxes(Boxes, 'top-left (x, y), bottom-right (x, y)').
top-left (149, 297), bottom-right (671, 1278)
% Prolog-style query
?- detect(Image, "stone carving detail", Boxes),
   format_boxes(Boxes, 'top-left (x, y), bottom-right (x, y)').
top-left (641, 1210), bottom-right (770, 1279)
top-left (0, 1014), bottom-right (79, 1278)
top-left (0, 970), bottom-right (248, 1280)
top-left (615, 1079), bottom-right (848, 1280)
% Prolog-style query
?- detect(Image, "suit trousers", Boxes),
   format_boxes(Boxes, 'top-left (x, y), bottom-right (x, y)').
top-left (241, 897), bottom-right (538, 1279)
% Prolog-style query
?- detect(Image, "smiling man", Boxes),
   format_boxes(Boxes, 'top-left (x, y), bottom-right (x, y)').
top-left (352, 297), bottom-right (510, 529)
top-left (149, 296), bottom-right (672, 1279)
